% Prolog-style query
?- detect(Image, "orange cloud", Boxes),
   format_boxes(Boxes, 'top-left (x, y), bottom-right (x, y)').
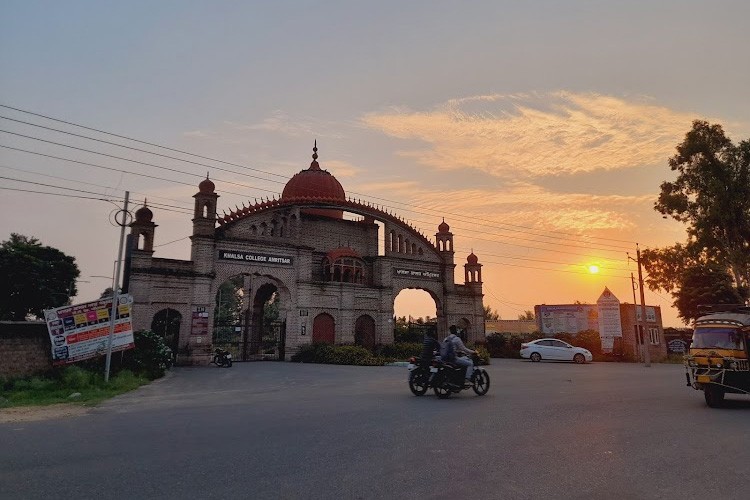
top-left (362, 91), bottom-right (703, 178)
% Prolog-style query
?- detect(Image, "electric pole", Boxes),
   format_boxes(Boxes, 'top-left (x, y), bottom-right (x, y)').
top-left (105, 191), bottom-right (130, 382)
top-left (628, 245), bottom-right (651, 367)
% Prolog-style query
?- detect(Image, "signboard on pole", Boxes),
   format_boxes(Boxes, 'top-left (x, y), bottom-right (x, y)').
top-left (44, 295), bottom-right (135, 365)
top-left (597, 287), bottom-right (623, 352)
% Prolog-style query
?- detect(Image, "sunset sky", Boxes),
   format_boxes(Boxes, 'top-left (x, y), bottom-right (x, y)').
top-left (2, 1), bottom-right (749, 327)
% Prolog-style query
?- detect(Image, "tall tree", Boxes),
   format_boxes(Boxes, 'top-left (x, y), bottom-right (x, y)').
top-left (483, 305), bottom-right (500, 320)
top-left (518, 310), bottom-right (535, 321)
top-left (643, 121), bottom-right (750, 322)
top-left (0, 233), bottom-right (80, 320)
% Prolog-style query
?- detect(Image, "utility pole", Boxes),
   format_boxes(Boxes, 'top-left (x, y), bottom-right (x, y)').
top-left (630, 273), bottom-right (641, 363)
top-left (636, 245), bottom-right (651, 367)
top-left (105, 191), bottom-right (130, 382)
top-left (628, 245), bottom-right (651, 367)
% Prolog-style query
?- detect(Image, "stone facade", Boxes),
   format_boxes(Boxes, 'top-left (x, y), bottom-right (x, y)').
top-left (0, 322), bottom-right (52, 378)
top-left (127, 148), bottom-right (484, 363)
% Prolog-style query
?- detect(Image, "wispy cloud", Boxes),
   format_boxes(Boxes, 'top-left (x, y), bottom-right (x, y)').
top-left (361, 181), bottom-right (651, 233)
top-left (362, 91), bottom-right (703, 178)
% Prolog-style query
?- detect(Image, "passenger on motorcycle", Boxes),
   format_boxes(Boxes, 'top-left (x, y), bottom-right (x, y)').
top-left (420, 325), bottom-right (441, 366)
top-left (443, 325), bottom-right (476, 382)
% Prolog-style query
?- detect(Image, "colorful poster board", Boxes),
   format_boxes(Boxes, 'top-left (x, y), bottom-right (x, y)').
top-left (43, 295), bottom-right (135, 365)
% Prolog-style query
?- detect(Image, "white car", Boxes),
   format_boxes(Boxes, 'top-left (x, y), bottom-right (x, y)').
top-left (520, 338), bottom-right (592, 364)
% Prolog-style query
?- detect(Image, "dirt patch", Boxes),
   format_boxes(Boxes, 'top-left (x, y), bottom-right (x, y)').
top-left (0, 403), bottom-right (90, 423)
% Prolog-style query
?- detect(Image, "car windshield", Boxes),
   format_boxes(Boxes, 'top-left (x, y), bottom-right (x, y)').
top-left (692, 327), bottom-right (744, 350)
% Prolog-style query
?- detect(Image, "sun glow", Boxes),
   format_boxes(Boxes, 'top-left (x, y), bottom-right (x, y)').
top-left (588, 265), bottom-right (600, 274)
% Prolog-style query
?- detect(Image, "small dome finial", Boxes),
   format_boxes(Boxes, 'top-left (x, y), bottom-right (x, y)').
top-left (309, 140), bottom-right (321, 171)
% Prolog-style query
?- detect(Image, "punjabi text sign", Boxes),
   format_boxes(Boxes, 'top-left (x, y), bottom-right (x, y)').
top-left (393, 268), bottom-right (441, 280)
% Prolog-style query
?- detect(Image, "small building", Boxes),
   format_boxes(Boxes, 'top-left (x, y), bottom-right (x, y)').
top-left (535, 287), bottom-right (666, 361)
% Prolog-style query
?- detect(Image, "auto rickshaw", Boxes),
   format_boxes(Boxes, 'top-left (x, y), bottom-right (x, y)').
top-left (684, 305), bottom-right (750, 407)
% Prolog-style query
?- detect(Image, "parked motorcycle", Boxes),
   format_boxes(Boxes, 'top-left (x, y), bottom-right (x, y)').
top-left (429, 353), bottom-right (490, 398)
top-left (211, 348), bottom-right (233, 367)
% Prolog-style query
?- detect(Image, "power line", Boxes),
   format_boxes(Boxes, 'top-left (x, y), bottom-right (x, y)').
top-left (1, 141), bottom-right (630, 258)
top-left (0, 103), bottom-right (636, 248)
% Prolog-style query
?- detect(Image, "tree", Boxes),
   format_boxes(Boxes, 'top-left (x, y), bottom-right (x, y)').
top-left (643, 121), bottom-right (750, 323)
top-left (518, 310), bottom-right (535, 321)
top-left (484, 305), bottom-right (500, 320)
top-left (0, 233), bottom-right (80, 320)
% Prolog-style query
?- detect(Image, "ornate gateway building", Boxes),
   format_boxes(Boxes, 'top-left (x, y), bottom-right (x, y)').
top-left (127, 144), bottom-right (484, 363)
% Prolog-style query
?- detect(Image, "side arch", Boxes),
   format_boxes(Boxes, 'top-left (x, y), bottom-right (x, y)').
top-left (313, 313), bottom-right (335, 344)
top-left (354, 314), bottom-right (376, 350)
top-left (151, 308), bottom-right (182, 358)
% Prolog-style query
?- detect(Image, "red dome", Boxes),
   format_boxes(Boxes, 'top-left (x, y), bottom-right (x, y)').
top-left (467, 252), bottom-right (478, 264)
top-left (281, 142), bottom-right (345, 218)
top-left (199, 176), bottom-right (215, 194)
top-left (438, 219), bottom-right (450, 233)
top-left (326, 247), bottom-right (361, 262)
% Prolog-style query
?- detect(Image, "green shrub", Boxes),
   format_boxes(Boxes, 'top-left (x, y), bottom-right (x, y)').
top-left (60, 365), bottom-right (94, 388)
top-left (291, 343), bottom-right (388, 365)
top-left (376, 342), bottom-right (421, 360)
top-left (119, 329), bottom-right (173, 379)
top-left (471, 345), bottom-right (491, 365)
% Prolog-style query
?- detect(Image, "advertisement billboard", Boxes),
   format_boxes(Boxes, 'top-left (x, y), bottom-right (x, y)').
top-left (43, 295), bottom-right (135, 365)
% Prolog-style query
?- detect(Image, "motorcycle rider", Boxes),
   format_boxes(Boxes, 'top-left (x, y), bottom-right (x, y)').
top-left (444, 325), bottom-right (476, 383)
top-left (420, 325), bottom-right (441, 366)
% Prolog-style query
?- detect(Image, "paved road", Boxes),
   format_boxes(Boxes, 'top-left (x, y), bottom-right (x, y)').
top-left (1, 359), bottom-right (749, 499)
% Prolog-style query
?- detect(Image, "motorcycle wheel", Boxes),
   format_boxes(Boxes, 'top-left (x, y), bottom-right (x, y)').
top-left (433, 382), bottom-right (452, 399)
top-left (472, 369), bottom-right (490, 396)
top-left (408, 370), bottom-right (429, 396)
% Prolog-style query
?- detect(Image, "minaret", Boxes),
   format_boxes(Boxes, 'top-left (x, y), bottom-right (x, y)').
top-left (192, 173), bottom-right (218, 237)
top-left (129, 199), bottom-right (157, 253)
top-left (191, 174), bottom-right (219, 265)
top-left (464, 250), bottom-right (483, 293)
top-left (436, 218), bottom-right (454, 265)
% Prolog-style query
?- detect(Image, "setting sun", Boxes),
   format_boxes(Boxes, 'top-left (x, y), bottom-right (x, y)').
top-left (588, 265), bottom-right (600, 274)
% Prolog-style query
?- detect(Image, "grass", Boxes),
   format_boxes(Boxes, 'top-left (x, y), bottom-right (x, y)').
top-left (0, 366), bottom-right (152, 408)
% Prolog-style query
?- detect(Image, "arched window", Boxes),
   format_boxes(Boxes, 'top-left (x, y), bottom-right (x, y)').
top-left (322, 256), bottom-right (366, 284)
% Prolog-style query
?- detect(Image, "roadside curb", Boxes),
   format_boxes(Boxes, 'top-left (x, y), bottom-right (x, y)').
top-left (386, 362), bottom-right (409, 367)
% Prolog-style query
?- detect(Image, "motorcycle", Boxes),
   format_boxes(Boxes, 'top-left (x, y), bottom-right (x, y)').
top-left (429, 353), bottom-right (490, 398)
top-left (407, 353), bottom-right (490, 398)
top-left (210, 347), bottom-right (233, 367)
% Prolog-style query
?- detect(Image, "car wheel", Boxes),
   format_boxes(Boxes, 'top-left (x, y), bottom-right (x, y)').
top-left (704, 386), bottom-right (725, 408)
top-left (573, 353), bottom-right (585, 364)
top-left (530, 352), bottom-right (541, 362)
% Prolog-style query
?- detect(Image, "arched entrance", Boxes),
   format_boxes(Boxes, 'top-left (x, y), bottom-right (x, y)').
top-left (213, 275), bottom-right (245, 359)
top-left (313, 313), bottom-right (335, 344)
top-left (393, 288), bottom-right (439, 342)
top-left (151, 308), bottom-right (181, 360)
top-left (250, 283), bottom-right (285, 360)
top-left (354, 315), bottom-right (376, 350)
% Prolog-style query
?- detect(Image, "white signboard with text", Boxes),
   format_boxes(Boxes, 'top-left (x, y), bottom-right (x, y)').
top-left (44, 295), bottom-right (135, 365)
